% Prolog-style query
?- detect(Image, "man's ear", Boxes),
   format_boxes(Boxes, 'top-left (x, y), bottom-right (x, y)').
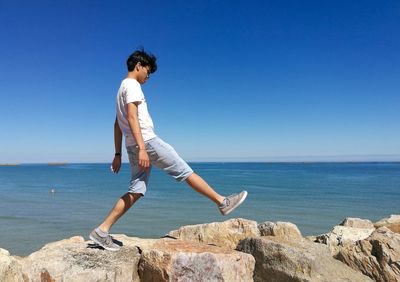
top-left (135, 62), bottom-right (141, 71)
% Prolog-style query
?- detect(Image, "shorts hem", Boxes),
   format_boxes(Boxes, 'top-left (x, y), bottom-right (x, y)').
top-left (128, 188), bottom-right (146, 196)
top-left (128, 191), bottom-right (145, 195)
top-left (177, 170), bottom-right (194, 182)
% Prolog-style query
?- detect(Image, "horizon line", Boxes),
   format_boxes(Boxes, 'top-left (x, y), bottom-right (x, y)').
top-left (2, 161), bottom-right (400, 165)
top-left (1, 154), bottom-right (400, 165)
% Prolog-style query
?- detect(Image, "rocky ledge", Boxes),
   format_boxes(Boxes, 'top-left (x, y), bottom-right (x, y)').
top-left (1, 215), bottom-right (399, 282)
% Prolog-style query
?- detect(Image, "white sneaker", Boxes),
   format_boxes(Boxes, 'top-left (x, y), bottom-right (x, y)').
top-left (89, 229), bottom-right (121, 251)
top-left (219, 190), bottom-right (248, 215)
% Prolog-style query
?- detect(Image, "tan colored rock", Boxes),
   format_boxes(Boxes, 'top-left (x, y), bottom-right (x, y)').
top-left (18, 236), bottom-right (141, 282)
top-left (316, 225), bottom-right (375, 255)
top-left (341, 218), bottom-right (375, 229)
top-left (112, 234), bottom-right (158, 251)
top-left (39, 235), bottom-right (84, 250)
top-left (305, 235), bottom-right (318, 242)
top-left (138, 238), bottom-right (255, 282)
top-left (237, 236), bottom-right (372, 282)
top-left (0, 248), bottom-right (23, 282)
top-left (336, 227), bottom-right (400, 282)
top-left (167, 218), bottom-right (260, 249)
top-left (258, 221), bottom-right (302, 240)
top-left (374, 214), bottom-right (400, 233)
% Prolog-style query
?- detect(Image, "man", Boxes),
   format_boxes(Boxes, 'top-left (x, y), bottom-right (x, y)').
top-left (90, 49), bottom-right (247, 251)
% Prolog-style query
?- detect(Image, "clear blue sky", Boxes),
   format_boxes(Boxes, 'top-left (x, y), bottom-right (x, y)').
top-left (1, 1), bottom-right (399, 163)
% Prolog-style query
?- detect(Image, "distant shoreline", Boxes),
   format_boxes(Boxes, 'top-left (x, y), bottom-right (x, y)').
top-left (47, 162), bottom-right (68, 166)
top-left (0, 162), bottom-right (69, 166)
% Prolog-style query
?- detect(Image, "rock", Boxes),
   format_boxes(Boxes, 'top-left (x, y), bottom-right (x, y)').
top-left (305, 235), bottom-right (318, 242)
top-left (316, 225), bottom-right (375, 255)
top-left (18, 236), bottom-right (141, 282)
top-left (0, 248), bottom-right (23, 282)
top-left (167, 218), bottom-right (260, 249)
top-left (4, 217), bottom-right (398, 281)
top-left (340, 218), bottom-right (375, 229)
top-left (111, 234), bottom-right (158, 251)
top-left (258, 221), bottom-right (302, 240)
top-left (138, 238), bottom-right (255, 282)
top-left (237, 236), bottom-right (372, 282)
top-left (374, 214), bottom-right (400, 233)
top-left (336, 227), bottom-right (400, 282)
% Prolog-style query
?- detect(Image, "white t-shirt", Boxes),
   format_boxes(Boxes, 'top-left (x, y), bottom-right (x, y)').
top-left (116, 78), bottom-right (156, 147)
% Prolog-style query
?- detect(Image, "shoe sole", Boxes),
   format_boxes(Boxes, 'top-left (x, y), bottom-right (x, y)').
top-left (89, 234), bottom-right (120, 251)
top-left (222, 191), bottom-right (248, 215)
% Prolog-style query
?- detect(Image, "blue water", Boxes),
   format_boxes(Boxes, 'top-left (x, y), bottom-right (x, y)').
top-left (1, 162), bottom-right (399, 256)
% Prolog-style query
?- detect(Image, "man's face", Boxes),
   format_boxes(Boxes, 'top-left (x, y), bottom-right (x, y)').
top-left (138, 64), bottom-right (151, 84)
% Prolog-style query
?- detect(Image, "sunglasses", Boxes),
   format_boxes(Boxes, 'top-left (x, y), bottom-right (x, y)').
top-left (143, 66), bottom-right (151, 78)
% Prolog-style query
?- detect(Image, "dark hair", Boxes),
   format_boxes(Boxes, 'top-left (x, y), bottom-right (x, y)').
top-left (126, 48), bottom-right (157, 73)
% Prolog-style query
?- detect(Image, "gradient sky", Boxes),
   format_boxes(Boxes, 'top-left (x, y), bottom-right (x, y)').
top-left (0, 0), bottom-right (399, 163)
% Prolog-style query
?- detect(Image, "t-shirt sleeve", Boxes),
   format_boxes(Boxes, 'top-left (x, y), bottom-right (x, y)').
top-left (124, 81), bottom-right (143, 104)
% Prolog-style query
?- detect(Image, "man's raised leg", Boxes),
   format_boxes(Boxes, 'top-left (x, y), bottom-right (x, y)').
top-left (185, 172), bottom-right (248, 215)
top-left (186, 173), bottom-right (225, 205)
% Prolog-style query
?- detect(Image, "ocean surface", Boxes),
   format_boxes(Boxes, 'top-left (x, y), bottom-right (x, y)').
top-left (1, 162), bottom-right (399, 256)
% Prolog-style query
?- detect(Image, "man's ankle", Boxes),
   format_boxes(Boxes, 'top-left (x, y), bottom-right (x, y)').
top-left (219, 197), bottom-right (228, 207)
top-left (217, 196), bottom-right (226, 206)
top-left (95, 227), bottom-right (109, 237)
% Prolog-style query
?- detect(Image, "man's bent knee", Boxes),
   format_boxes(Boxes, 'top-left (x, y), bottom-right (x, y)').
top-left (123, 192), bottom-right (142, 206)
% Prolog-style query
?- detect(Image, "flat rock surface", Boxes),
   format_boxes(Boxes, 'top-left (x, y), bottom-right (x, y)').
top-left (336, 227), bottom-right (400, 282)
top-left (0, 248), bottom-right (23, 282)
top-left (167, 218), bottom-right (260, 249)
top-left (258, 221), bottom-right (303, 240)
top-left (138, 238), bottom-right (255, 282)
top-left (316, 225), bottom-right (375, 255)
top-left (340, 218), bottom-right (375, 229)
top-left (374, 214), bottom-right (400, 233)
top-left (238, 236), bottom-right (372, 282)
top-left (18, 236), bottom-right (141, 282)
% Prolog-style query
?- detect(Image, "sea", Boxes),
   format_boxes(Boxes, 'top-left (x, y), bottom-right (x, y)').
top-left (1, 162), bottom-right (399, 257)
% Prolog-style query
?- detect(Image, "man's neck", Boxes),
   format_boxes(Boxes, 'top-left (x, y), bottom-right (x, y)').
top-left (127, 72), bottom-right (138, 80)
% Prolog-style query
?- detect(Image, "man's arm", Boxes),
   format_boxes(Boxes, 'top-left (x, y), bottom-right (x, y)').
top-left (127, 102), bottom-right (150, 170)
top-left (114, 117), bottom-right (122, 155)
top-left (111, 117), bottom-right (123, 173)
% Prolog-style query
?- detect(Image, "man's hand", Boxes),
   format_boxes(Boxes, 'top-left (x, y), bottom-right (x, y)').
top-left (139, 149), bottom-right (150, 171)
top-left (111, 156), bottom-right (122, 173)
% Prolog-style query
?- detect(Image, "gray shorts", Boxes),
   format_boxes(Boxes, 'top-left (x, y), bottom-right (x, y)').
top-left (126, 137), bottom-right (193, 196)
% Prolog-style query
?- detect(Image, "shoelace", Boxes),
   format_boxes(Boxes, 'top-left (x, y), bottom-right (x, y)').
top-left (224, 198), bottom-right (231, 207)
top-left (221, 193), bottom-right (240, 208)
top-left (227, 193), bottom-right (239, 204)
top-left (105, 235), bottom-right (113, 245)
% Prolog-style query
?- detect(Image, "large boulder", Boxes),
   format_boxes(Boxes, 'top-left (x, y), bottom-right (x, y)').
top-left (138, 238), bottom-right (255, 282)
top-left (340, 218), bottom-right (375, 229)
top-left (0, 248), bottom-right (23, 282)
top-left (167, 218), bottom-right (260, 249)
top-left (316, 225), bottom-right (375, 255)
top-left (237, 236), bottom-right (372, 282)
top-left (18, 236), bottom-right (141, 282)
top-left (258, 221), bottom-right (302, 240)
top-left (336, 227), bottom-right (400, 282)
top-left (374, 214), bottom-right (400, 233)
top-left (111, 234), bottom-right (158, 251)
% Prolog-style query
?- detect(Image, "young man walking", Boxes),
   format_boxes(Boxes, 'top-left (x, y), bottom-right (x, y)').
top-left (90, 49), bottom-right (247, 251)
